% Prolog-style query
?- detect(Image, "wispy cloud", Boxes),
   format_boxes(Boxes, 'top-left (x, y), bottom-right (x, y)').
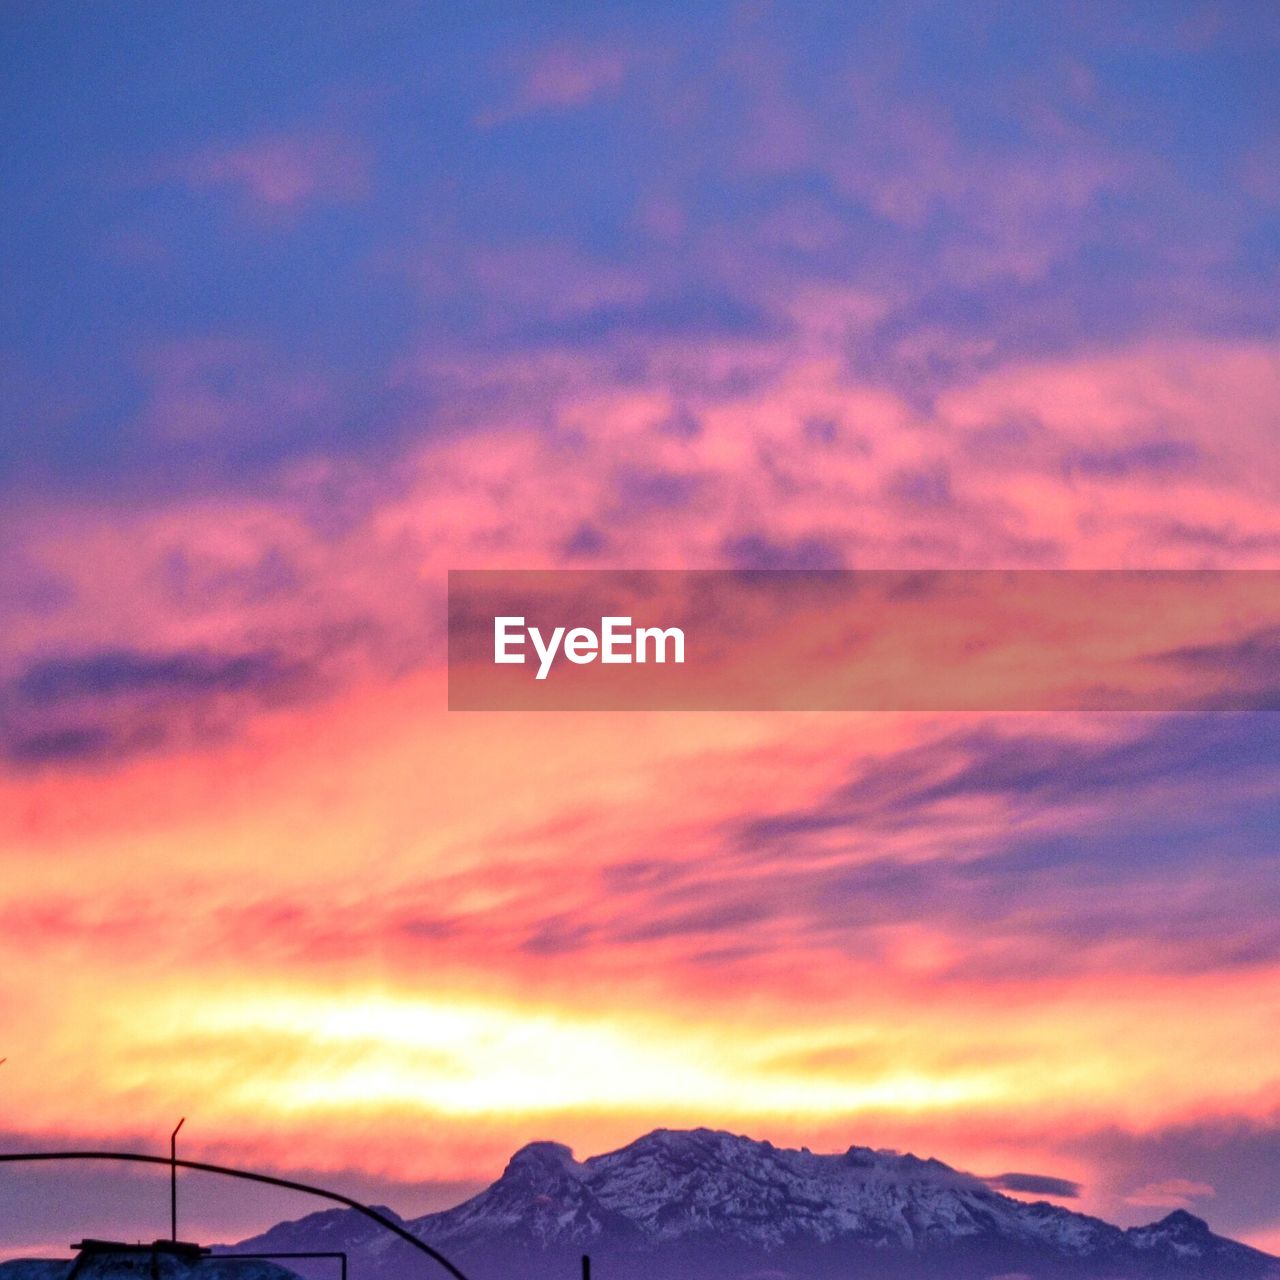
top-left (1125, 1178), bottom-right (1217, 1209)
top-left (479, 41), bottom-right (631, 126)
top-left (181, 130), bottom-right (370, 213)
top-left (988, 1172), bottom-right (1082, 1199)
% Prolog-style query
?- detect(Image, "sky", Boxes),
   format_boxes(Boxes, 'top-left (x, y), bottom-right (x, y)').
top-left (3, 0), bottom-right (1280, 1259)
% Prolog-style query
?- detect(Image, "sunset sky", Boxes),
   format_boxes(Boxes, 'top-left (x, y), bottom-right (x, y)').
top-left (3, 0), bottom-right (1280, 1259)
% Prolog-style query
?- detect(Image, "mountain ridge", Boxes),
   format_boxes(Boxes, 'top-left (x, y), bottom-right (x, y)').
top-left (227, 1128), bottom-right (1280, 1280)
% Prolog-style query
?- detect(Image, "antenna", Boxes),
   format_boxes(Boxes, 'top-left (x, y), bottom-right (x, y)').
top-left (170, 1118), bottom-right (185, 1242)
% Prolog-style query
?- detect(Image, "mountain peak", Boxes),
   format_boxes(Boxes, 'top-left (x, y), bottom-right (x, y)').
top-left (231, 1129), bottom-right (1279, 1280)
top-left (617, 1126), bottom-right (755, 1151)
top-left (1155, 1208), bottom-right (1213, 1233)
top-left (503, 1140), bottom-right (581, 1178)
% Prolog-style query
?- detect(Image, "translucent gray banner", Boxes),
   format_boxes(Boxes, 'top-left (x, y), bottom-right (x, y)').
top-left (448, 570), bottom-right (1280, 711)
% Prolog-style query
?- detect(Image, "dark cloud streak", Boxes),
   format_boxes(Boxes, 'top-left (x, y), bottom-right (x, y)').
top-left (987, 1172), bottom-right (1082, 1199)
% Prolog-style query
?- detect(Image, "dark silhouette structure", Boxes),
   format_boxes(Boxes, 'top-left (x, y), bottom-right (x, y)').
top-left (69, 1238), bottom-right (207, 1277)
top-left (170, 1120), bottom-right (185, 1245)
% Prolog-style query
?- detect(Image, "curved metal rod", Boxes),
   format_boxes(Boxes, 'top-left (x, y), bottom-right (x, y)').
top-left (0, 1151), bottom-right (471, 1280)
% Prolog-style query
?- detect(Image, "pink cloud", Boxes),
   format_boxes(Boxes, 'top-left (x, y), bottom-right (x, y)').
top-left (137, 336), bottom-right (335, 443)
top-left (183, 130), bottom-right (370, 212)
top-left (12, 325), bottom-right (1276, 742)
top-left (8, 319), bottom-right (1280, 775)
top-left (722, 33), bottom-right (1130, 287)
top-left (470, 242), bottom-right (650, 319)
top-left (480, 42), bottom-right (629, 126)
top-left (524, 43), bottom-right (627, 107)
top-left (1125, 1178), bottom-right (1217, 1209)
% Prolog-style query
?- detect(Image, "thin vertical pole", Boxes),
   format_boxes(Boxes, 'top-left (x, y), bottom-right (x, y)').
top-left (581, 1255), bottom-right (591, 1280)
top-left (170, 1118), bottom-right (185, 1241)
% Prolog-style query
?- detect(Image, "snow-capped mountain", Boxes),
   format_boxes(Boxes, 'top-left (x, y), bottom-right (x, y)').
top-left (227, 1128), bottom-right (1280, 1280)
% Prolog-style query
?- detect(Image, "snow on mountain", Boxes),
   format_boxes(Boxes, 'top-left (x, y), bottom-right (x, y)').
top-left (222, 1204), bottom-right (406, 1254)
top-left (554, 1128), bottom-right (1081, 1249)
top-left (421, 1141), bottom-right (643, 1249)
top-left (230, 1128), bottom-right (1280, 1280)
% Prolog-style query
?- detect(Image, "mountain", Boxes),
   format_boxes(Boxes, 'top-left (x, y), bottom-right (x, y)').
top-left (226, 1128), bottom-right (1280, 1280)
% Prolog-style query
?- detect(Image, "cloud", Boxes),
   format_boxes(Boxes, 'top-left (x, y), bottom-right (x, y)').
top-left (737, 715), bottom-right (1280, 845)
top-left (714, 713), bottom-right (1280, 979)
top-left (611, 465), bottom-right (705, 514)
top-left (7, 725), bottom-right (120, 767)
top-left (987, 1172), bottom-right (1082, 1199)
top-left (182, 131), bottom-right (370, 212)
top-left (1062, 439), bottom-right (1201, 481)
top-left (883, 463), bottom-right (956, 510)
top-left (1125, 1178), bottom-right (1216, 1209)
top-left (1, 644), bottom-right (313, 769)
top-left (1154, 627), bottom-right (1280, 710)
top-left (561, 522), bottom-right (608, 559)
top-left (1065, 1115), bottom-right (1280, 1241)
top-left (719, 533), bottom-right (847, 571)
top-left (135, 338), bottom-right (338, 449)
top-left (9, 324), bottom-right (1280, 785)
top-left (480, 42), bottom-right (630, 125)
top-left (17, 648), bottom-right (293, 704)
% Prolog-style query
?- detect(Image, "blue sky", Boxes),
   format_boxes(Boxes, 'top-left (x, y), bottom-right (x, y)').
top-left (3, 1), bottom-right (1278, 497)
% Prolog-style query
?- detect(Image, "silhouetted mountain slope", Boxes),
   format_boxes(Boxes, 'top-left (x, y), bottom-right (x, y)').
top-left (228, 1128), bottom-right (1280, 1279)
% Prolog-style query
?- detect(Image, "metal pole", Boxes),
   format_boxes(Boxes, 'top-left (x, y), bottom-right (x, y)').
top-left (582, 1254), bottom-right (591, 1280)
top-left (170, 1118), bottom-right (185, 1241)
